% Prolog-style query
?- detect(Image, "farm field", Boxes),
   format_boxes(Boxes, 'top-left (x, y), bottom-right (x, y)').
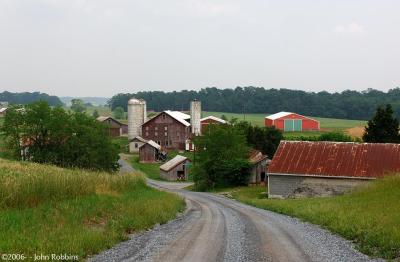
top-left (223, 176), bottom-right (400, 259)
top-left (0, 159), bottom-right (184, 260)
top-left (203, 111), bottom-right (367, 138)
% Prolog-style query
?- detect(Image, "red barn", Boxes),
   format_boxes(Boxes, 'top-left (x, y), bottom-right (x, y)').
top-left (265, 112), bottom-right (320, 132)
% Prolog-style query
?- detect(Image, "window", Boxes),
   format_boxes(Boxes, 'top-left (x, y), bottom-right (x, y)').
top-left (145, 132), bottom-right (149, 136)
top-left (164, 132), bottom-right (168, 137)
top-left (162, 114), bottom-right (166, 119)
top-left (146, 126), bottom-right (149, 131)
top-left (165, 140), bottom-right (169, 146)
top-left (155, 132), bottom-right (158, 136)
top-left (155, 126), bottom-right (158, 130)
top-left (157, 141), bottom-right (161, 145)
top-left (164, 126), bottom-right (168, 131)
top-left (135, 143), bottom-right (138, 148)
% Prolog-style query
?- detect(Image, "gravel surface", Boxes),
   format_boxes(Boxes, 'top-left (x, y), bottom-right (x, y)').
top-left (90, 159), bottom-right (383, 262)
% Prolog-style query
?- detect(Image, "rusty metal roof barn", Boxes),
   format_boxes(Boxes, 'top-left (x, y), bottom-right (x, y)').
top-left (269, 141), bottom-right (400, 178)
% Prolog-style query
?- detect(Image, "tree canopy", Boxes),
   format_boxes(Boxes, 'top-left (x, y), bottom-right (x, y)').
top-left (0, 91), bottom-right (63, 106)
top-left (108, 87), bottom-right (400, 120)
top-left (363, 104), bottom-right (400, 143)
top-left (192, 124), bottom-right (251, 191)
top-left (0, 102), bottom-right (119, 172)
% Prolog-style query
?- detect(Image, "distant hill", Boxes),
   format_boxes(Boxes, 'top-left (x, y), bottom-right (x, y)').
top-left (109, 87), bottom-right (400, 120)
top-left (60, 97), bottom-right (109, 106)
top-left (0, 91), bottom-right (62, 106)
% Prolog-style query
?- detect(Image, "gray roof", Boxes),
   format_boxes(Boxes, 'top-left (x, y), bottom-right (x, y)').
top-left (160, 155), bottom-right (188, 172)
top-left (130, 136), bottom-right (147, 143)
top-left (140, 139), bottom-right (161, 150)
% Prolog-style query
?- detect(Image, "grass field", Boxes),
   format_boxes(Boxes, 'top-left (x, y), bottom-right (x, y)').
top-left (0, 159), bottom-right (184, 260)
top-left (222, 176), bottom-right (400, 259)
top-left (203, 111), bottom-right (367, 138)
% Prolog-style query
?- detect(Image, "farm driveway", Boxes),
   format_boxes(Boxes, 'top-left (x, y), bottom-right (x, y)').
top-left (92, 160), bottom-right (379, 262)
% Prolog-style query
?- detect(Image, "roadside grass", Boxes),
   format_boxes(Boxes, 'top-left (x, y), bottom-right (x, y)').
top-left (0, 159), bottom-right (184, 260)
top-left (226, 177), bottom-right (400, 259)
top-left (129, 154), bottom-right (165, 181)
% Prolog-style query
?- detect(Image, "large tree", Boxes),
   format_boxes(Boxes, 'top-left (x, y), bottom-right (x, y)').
top-left (236, 121), bottom-right (283, 157)
top-left (363, 104), bottom-right (400, 143)
top-left (1, 102), bottom-right (119, 172)
top-left (192, 124), bottom-right (251, 191)
top-left (70, 98), bottom-right (86, 113)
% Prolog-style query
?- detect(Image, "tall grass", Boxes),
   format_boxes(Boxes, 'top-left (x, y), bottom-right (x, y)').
top-left (229, 176), bottom-right (400, 259)
top-left (0, 159), bottom-right (184, 260)
top-left (0, 159), bottom-right (139, 209)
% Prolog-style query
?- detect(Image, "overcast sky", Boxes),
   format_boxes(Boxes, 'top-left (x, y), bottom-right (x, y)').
top-left (0, 0), bottom-right (399, 97)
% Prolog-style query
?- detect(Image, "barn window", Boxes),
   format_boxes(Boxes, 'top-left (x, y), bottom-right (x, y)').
top-left (145, 132), bottom-right (149, 136)
top-left (155, 132), bottom-right (158, 136)
top-left (162, 114), bottom-right (166, 119)
top-left (146, 126), bottom-right (149, 130)
top-left (164, 126), bottom-right (168, 130)
top-left (165, 140), bottom-right (169, 146)
top-left (135, 143), bottom-right (138, 148)
top-left (164, 132), bottom-right (167, 137)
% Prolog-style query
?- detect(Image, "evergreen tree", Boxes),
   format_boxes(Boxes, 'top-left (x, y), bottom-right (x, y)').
top-left (92, 110), bottom-right (99, 118)
top-left (363, 104), bottom-right (400, 143)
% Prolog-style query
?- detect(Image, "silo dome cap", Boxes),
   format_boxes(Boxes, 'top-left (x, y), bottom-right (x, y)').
top-left (128, 98), bottom-right (141, 104)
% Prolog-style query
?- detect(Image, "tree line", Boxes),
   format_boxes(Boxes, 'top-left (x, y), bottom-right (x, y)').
top-left (0, 91), bottom-right (63, 106)
top-left (108, 87), bottom-right (400, 120)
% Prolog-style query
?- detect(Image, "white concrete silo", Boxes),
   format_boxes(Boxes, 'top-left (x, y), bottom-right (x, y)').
top-left (190, 99), bottom-right (201, 136)
top-left (128, 98), bottom-right (147, 139)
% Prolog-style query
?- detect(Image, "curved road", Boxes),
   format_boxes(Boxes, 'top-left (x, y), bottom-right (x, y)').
top-left (91, 160), bottom-right (379, 262)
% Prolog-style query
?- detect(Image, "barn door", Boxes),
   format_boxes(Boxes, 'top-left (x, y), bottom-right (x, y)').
top-left (284, 120), bottom-right (294, 131)
top-left (284, 119), bottom-right (302, 132)
top-left (293, 120), bottom-right (302, 131)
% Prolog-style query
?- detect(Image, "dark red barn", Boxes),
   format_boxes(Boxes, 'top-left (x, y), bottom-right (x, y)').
top-left (265, 112), bottom-right (320, 132)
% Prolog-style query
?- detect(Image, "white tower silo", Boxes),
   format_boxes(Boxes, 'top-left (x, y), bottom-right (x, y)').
top-left (128, 98), bottom-right (147, 139)
top-left (190, 100), bottom-right (201, 136)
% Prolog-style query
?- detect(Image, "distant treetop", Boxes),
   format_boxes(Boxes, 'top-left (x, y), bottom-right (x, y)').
top-left (108, 87), bottom-right (400, 120)
top-left (0, 91), bottom-right (63, 106)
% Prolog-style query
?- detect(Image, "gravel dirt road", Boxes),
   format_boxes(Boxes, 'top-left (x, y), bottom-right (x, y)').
top-left (90, 159), bottom-right (380, 262)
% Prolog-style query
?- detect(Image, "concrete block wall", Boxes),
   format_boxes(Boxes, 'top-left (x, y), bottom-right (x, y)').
top-left (268, 174), bottom-right (372, 199)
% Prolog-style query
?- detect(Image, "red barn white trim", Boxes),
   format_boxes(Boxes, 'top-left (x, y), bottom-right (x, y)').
top-left (265, 112), bottom-right (320, 131)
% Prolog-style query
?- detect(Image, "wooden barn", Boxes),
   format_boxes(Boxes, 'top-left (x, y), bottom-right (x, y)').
top-left (248, 150), bottom-right (270, 185)
top-left (160, 155), bottom-right (190, 181)
top-left (139, 140), bottom-right (161, 163)
top-left (265, 112), bottom-right (320, 132)
top-left (97, 116), bottom-right (128, 137)
top-left (142, 110), bottom-right (191, 150)
top-left (268, 141), bottom-right (400, 198)
top-left (129, 136), bottom-right (147, 153)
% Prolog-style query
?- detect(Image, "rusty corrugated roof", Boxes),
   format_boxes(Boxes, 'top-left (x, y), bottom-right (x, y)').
top-left (268, 141), bottom-right (400, 178)
top-left (249, 149), bottom-right (268, 165)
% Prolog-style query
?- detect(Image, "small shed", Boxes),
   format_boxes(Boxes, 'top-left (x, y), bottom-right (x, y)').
top-left (268, 141), bottom-right (400, 198)
top-left (129, 136), bottom-right (147, 153)
top-left (0, 107), bottom-right (8, 117)
top-left (248, 150), bottom-right (270, 185)
top-left (139, 140), bottom-right (161, 163)
top-left (160, 155), bottom-right (190, 181)
top-left (265, 112), bottom-right (320, 132)
top-left (97, 116), bottom-right (127, 137)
